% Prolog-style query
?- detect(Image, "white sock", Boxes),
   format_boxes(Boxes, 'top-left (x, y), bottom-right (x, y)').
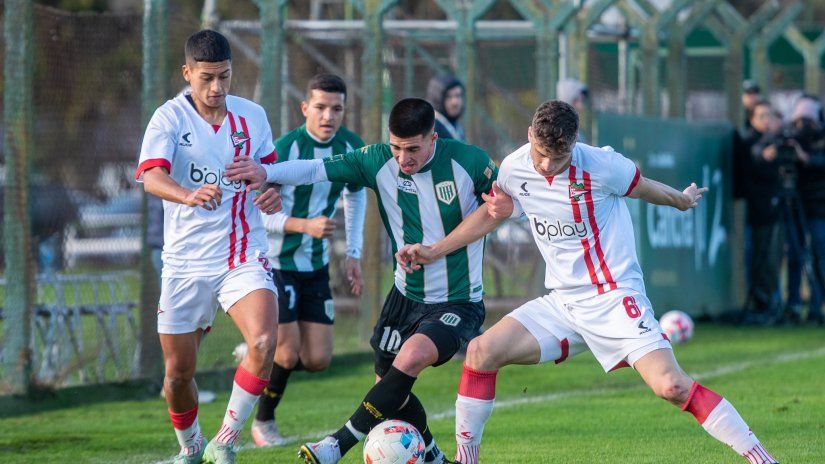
top-left (682, 383), bottom-right (777, 464)
top-left (168, 406), bottom-right (203, 455)
top-left (175, 422), bottom-right (203, 456)
top-left (455, 395), bottom-right (495, 464)
top-left (214, 365), bottom-right (268, 445)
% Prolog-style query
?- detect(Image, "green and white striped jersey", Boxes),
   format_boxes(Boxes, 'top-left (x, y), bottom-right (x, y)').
top-left (324, 139), bottom-right (498, 303)
top-left (268, 125), bottom-right (365, 272)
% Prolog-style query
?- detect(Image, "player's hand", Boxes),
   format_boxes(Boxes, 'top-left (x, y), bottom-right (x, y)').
top-left (395, 243), bottom-right (436, 273)
top-left (304, 216), bottom-right (337, 239)
top-left (481, 181), bottom-right (514, 220)
top-left (225, 156), bottom-right (267, 191)
top-left (254, 184), bottom-right (282, 214)
top-left (345, 257), bottom-right (363, 296)
top-left (680, 183), bottom-right (708, 210)
top-left (184, 184), bottom-right (222, 210)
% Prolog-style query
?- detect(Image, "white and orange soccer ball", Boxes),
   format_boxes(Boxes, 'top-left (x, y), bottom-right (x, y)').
top-left (363, 420), bottom-right (425, 464)
top-left (659, 310), bottom-right (694, 344)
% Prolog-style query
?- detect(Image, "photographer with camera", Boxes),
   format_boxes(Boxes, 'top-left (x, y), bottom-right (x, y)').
top-left (741, 101), bottom-right (784, 325)
top-left (782, 96), bottom-right (825, 325)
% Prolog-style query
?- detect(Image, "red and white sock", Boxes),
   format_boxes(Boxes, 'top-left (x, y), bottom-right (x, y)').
top-left (214, 365), bottom-right (268, 446)
top-left (454, 365), bottom-right (497, 464)
top-left (169, 406), bottom-right (203, 456)
top-left (682, 383), bottom-right (778, 464)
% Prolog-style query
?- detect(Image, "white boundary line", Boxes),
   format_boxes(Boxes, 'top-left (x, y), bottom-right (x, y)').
top-left (152, 345), bottom-right (825, 463)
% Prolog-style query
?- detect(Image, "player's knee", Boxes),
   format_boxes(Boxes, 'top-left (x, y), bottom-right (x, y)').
top-left (164, 372), bottom-right (194, 393)
top-left (301, 354), bottom-right (331, 372)
top-left (466, 336), bottom-right (500, 371)
top-left (275, 348), bottom-right (300, 370)
top-left (653, 375), bottom-right (692, 404)
top-left (248, 332), bottom-right (277, 361)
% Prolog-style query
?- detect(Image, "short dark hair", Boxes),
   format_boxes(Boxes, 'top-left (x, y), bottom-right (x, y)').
top-left (185, 30), bottom-right (231, 63)
top-left (531, 100), bottom-right (579, 153)
top-left (388, 98), bottom-right (435, 138)
top-left (306, 73), bottom-right (347, 101)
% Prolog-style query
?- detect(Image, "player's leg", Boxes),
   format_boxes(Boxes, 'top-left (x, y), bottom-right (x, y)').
top-left (253, 270), bottom-right (300, 447)
top-left (207, 262), bottom-right (278, 462)
top-left (298, 321), bottom-right (334, 371)
top-left (161, 331), bottom-right (206, 461)
top-left (454, 317), bottom-right (540, 463)
top-left (455, 295), bottom-right (585, 464)
top-left (325, 333), bottom-right (438, 457)
top-left (635, 348), bottom-right (779, 463)
top-left (158, 276), bottom-right (215, 462)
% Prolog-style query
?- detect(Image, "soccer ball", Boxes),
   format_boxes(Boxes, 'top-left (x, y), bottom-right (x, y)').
top-left (659, 310), bottom-right (694, 344)
top-left (363, 420), bottom-right (425, 464)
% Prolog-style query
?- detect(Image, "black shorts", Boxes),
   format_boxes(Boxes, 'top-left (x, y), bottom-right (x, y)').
top-left (272, 266), bottom-right (334, 325)
top-left (370, 286), bottom-right (485, 377)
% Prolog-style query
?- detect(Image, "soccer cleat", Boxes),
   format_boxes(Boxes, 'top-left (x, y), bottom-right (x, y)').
top-left (203, 440), bottom-right (236, 464)
top-left (172, 435), bottom-right (205, 463)
top-left (298, 436), bottom-right (342, 464)
top-left (251, 419), bottom-right (288, 447)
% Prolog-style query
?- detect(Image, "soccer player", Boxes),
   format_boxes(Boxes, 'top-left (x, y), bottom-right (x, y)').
top-left (225, 98), bottom-right (497, 464)
top-left (135, 30), bottom-right (281, 464)
top-left (396, 101), bottom-right (780, 464)
top-left (249, 73), bottom-right (367, 446)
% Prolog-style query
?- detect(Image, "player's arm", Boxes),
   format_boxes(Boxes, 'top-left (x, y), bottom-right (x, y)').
top-left (261, 211), bottom-right (336, 238)
top-left (142, 166), bottom-right (222, 211)
top-left (627, 176), bottom-right (707, 211)
top-left (396, 182), bottom-right (512, 272)
top-left (342, 185), bottom-right (366, 295)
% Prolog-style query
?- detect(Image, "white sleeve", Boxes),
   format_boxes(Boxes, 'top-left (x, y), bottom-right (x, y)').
top-left (264, 159), bottom-right (328, 185)
top-left (494, 160), bottom-right (525, 219)
top-left (135, 106), bottom-right (176, 182)
top-left (603, 151), bottom-right (641, 197)
top-left (261, 211), bottom-right (288, 234)
top-left (254, 110), bottom-right (278, 165)
top-left (342, 187), bottom-right (366, 259)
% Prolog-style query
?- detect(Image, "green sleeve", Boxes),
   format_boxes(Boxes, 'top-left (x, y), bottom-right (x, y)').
top-left (323, 144), bottom-right (388, 190)
top-left (453, 142), bottom-right (498, 195)
top-left (341, 128), bottom-right (367, 191)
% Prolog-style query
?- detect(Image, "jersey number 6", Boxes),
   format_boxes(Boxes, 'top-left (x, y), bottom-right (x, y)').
top-left (623, 296), bottom-right (641, 319)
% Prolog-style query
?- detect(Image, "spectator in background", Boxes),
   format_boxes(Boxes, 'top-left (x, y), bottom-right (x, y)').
top-left (741, 80), bottom-right (761, 131)
top-left (741, 101), bottom-right (784, 325)
top-left (784, 95), bottom-right (825, 325)
top-left (427, 74), bottom-right (466, 141)
top-left (556, 78), bottom-right (588, 141)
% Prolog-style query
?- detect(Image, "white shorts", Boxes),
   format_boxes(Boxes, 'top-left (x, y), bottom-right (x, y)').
top-left (506, 287), bottom-right (671, 372)
top-left (157, 259), bottom-right (277, 334)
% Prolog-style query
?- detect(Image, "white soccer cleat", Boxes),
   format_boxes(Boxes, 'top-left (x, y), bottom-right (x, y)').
top-left (298, 436), bottom-right (342, 464)
top-left (251, 419), bottom-right (288, 447)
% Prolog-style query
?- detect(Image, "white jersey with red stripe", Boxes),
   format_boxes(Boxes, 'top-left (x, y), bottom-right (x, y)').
top-left (135, 91), bottom-right (278, 277)
top-left (498, 142), bottom-right (645, 303)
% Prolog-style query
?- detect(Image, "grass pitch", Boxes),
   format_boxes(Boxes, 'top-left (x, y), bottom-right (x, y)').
top-left (1, 324), bottom-right (823, 463)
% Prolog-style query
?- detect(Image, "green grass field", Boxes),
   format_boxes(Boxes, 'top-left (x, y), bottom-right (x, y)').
top-left (1, 324), bottom-right (823, 463)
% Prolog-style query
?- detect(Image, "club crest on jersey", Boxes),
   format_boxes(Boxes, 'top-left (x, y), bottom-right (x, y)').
top-left (569, 182), bottom-right (588, 201)
top-left (231, 130), bottom-right (249, 149)
top-left (435, 181), bottom-right (457, 205)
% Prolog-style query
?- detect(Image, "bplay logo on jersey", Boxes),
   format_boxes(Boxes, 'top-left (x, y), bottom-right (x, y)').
top-left (532, 216), bottom-right (588, 241)
top-left (189, 162), bottom-right (244, 190)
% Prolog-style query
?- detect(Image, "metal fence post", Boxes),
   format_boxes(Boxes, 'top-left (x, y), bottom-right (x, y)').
top-left (2, 0), bottom-right (35, 395)
top-left (254, 0), bottom-right (288, 130)
top-left (355, 0), bottom-right (398, 342)
top-left (138, 0), bottom-right (168, 379)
